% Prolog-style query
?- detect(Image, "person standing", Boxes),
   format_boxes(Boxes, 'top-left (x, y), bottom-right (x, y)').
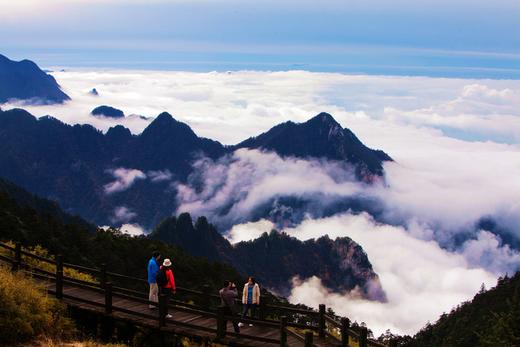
top-left (157, 258), bottom-right (176, 318)
top-left (239, 277), bottom-right (260, 327)
top-left (219, 281), bottom-right (240, 333)
top-left (147, 251), bottom-right (161, 309)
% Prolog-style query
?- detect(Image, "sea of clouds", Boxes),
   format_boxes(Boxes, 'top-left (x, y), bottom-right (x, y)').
top-left (3, 69), bottom-right (520, 335)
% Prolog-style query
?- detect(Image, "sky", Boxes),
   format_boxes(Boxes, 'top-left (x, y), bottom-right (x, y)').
top-left (1, 0), bottom-right (520, 78)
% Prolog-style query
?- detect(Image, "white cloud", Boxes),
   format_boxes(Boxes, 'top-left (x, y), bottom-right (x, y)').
top-left (3, 69), bottom-right (520, 145)
top-left (383, 84), bottom-right (520, 142)
top-left (119, 223), bottom-right (146, 236)
top-left (175, 149), bottom-right (362, 228)
top-left (104, 167), bottom-right (146, 194)
top-left (147, 169), bottom-right (173, 182)
top-left (226, 219), bottom-right (275, 244)
top-left (459, 230), bottom-right (520, 274)
top-left (111, 206), bottom-right (137, 223)
top-left (279, 213), bottom-right (498, 336)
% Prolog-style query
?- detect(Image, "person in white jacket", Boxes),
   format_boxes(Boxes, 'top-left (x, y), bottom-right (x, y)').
top-left (239, 276), bottom-right (260, 327)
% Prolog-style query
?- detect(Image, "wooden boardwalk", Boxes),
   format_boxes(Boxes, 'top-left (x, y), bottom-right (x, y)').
top-left (42, 280), bottom-right (309, 346)
top-left (0, 241), bottom-right (389, 347)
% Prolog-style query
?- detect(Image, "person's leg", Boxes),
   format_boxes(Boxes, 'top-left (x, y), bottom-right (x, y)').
top-left (166, 288), bottom-right (173, 316)
top-left (241, 304), bottom-right (250, 318)
top-left (251, 304), bottom-right (257, 319)
top-left (233, 319), bottom-right (240, 333)
top-left (149, 283), bottom-right (158, 308)
top-left (160, 287), bottom-right (172, 317)
top-left (231, 307), bottom-right (240, 333)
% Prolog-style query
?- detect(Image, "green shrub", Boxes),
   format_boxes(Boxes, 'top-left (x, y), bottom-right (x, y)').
top-left (0, 265), bottom-right (75, 345)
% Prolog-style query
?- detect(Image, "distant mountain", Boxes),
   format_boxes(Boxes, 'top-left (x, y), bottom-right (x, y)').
top-left (235, 112), bottom-right (392, 181)
top-left (0, 54), bottom-right (70, 104)
top-left (0, 108), bottom-right (389, 228)
top-left (150, 213), bottom-right (386, 299)
top-left (0, 108), bottom-right (225, 228)
top-left (91, 105), bottom-right (124, 118)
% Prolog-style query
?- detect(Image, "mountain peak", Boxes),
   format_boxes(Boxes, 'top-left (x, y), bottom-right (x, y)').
top-left (0, 53), bottom-right (70, 104)
top-left (106, 125), bottom-right (132, 139)
top-left (307, 112), bottom-right (340, 127)
top-left (235, 112), bottom-right (392, 180)
top-left (140, 111), bottom-right (199, 142)
top-left (155, 111), bottom-right (175, 122)
top-left (91, 105), bottom-right (124, 118)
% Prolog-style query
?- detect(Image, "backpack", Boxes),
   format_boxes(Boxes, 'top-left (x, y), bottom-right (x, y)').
top-left (156, 269), bottom-right (167, 287)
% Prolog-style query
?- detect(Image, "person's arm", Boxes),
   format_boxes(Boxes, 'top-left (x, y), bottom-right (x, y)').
top-left (171, 271), bottom-right (176, 292)
top-left (167, 270), bottom-right (176, 292)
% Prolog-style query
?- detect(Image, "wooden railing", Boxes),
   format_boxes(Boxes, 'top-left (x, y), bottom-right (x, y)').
top-left (0, 241), bottom-right (390, 347)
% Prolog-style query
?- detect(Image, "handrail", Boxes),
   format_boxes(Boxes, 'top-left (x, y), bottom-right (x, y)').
top-left (0, 242), bottom-right (15, 251)
top-left (20, 249), bottom-right (55, 264)
top-left (0, 240), bottom-right (389, 346)
top-left (63, 262), bottom-right (100, 274)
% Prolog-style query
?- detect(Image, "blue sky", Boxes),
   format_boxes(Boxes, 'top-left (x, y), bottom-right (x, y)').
top-left (1, 0), bottom-right (519, 77)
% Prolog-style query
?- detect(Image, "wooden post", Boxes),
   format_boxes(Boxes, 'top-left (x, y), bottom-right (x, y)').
top-left (56, 254), bottom-right (63, 299)
top-left (159, 293), bottom-right (167, 328)
top-left (341, 317), bottom-right (350, 347)
top-left (201, 284), bottom-right (211, 310)
top-left (100, 263), bottom-right (107, 289)
top-left (105, 282), bottom-right (113, 314)
top-left (280, 316), bottom-right (287, 347)
top-left (12, 242), bottom-right (21, 272)
top-left (360, 327), bottom-right (368, 347)
top-left (318, 304), bottom-right (326, 338)
top-left (258, 299), bottom-right (266, 320)
top-left (304, 331), bottom-right (314, 347)
top-left (216, 306), bottom-right (226, 338)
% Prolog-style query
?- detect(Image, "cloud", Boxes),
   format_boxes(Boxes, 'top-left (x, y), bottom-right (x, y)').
top-left (119, 223), bottom-right (147, 236)
top-left (176, 137), bottom-right (520, 255)
top-left (459, 230), bottom-right (520, 274)
top-left (104, 167), bottom-right (146, 194)
top-left (175, 148), bottom-right (362, 229)
top-left (382, 84), bottom-right (520, 142)
top-left (147, 169), bottom-right (173, 182)
top-left (111, 206), bottom-right (137, 223)
top-left (3, 69), bottom-right (519, 145)
top-left (227, 219), bottom-right (275, 244)
top-left (271, 213), bottom-right (499, 336)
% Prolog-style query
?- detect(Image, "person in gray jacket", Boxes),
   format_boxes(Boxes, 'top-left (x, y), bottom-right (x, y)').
top-left (219, 280), bottom-right (240, 333)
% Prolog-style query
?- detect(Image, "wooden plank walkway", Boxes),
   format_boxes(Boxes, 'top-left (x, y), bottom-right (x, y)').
top-left (38, 279), bottom-right (341, 347)
top-left (0, 242), bottom-right (387, 347)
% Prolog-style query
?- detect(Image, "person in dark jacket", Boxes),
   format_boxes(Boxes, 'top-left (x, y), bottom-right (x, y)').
top-left (147, 251), bottom-right (161, 309)
top-left (159, 258), bottom-right (176, 318)
top-left (219, 280), bottom-right (240, 333)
